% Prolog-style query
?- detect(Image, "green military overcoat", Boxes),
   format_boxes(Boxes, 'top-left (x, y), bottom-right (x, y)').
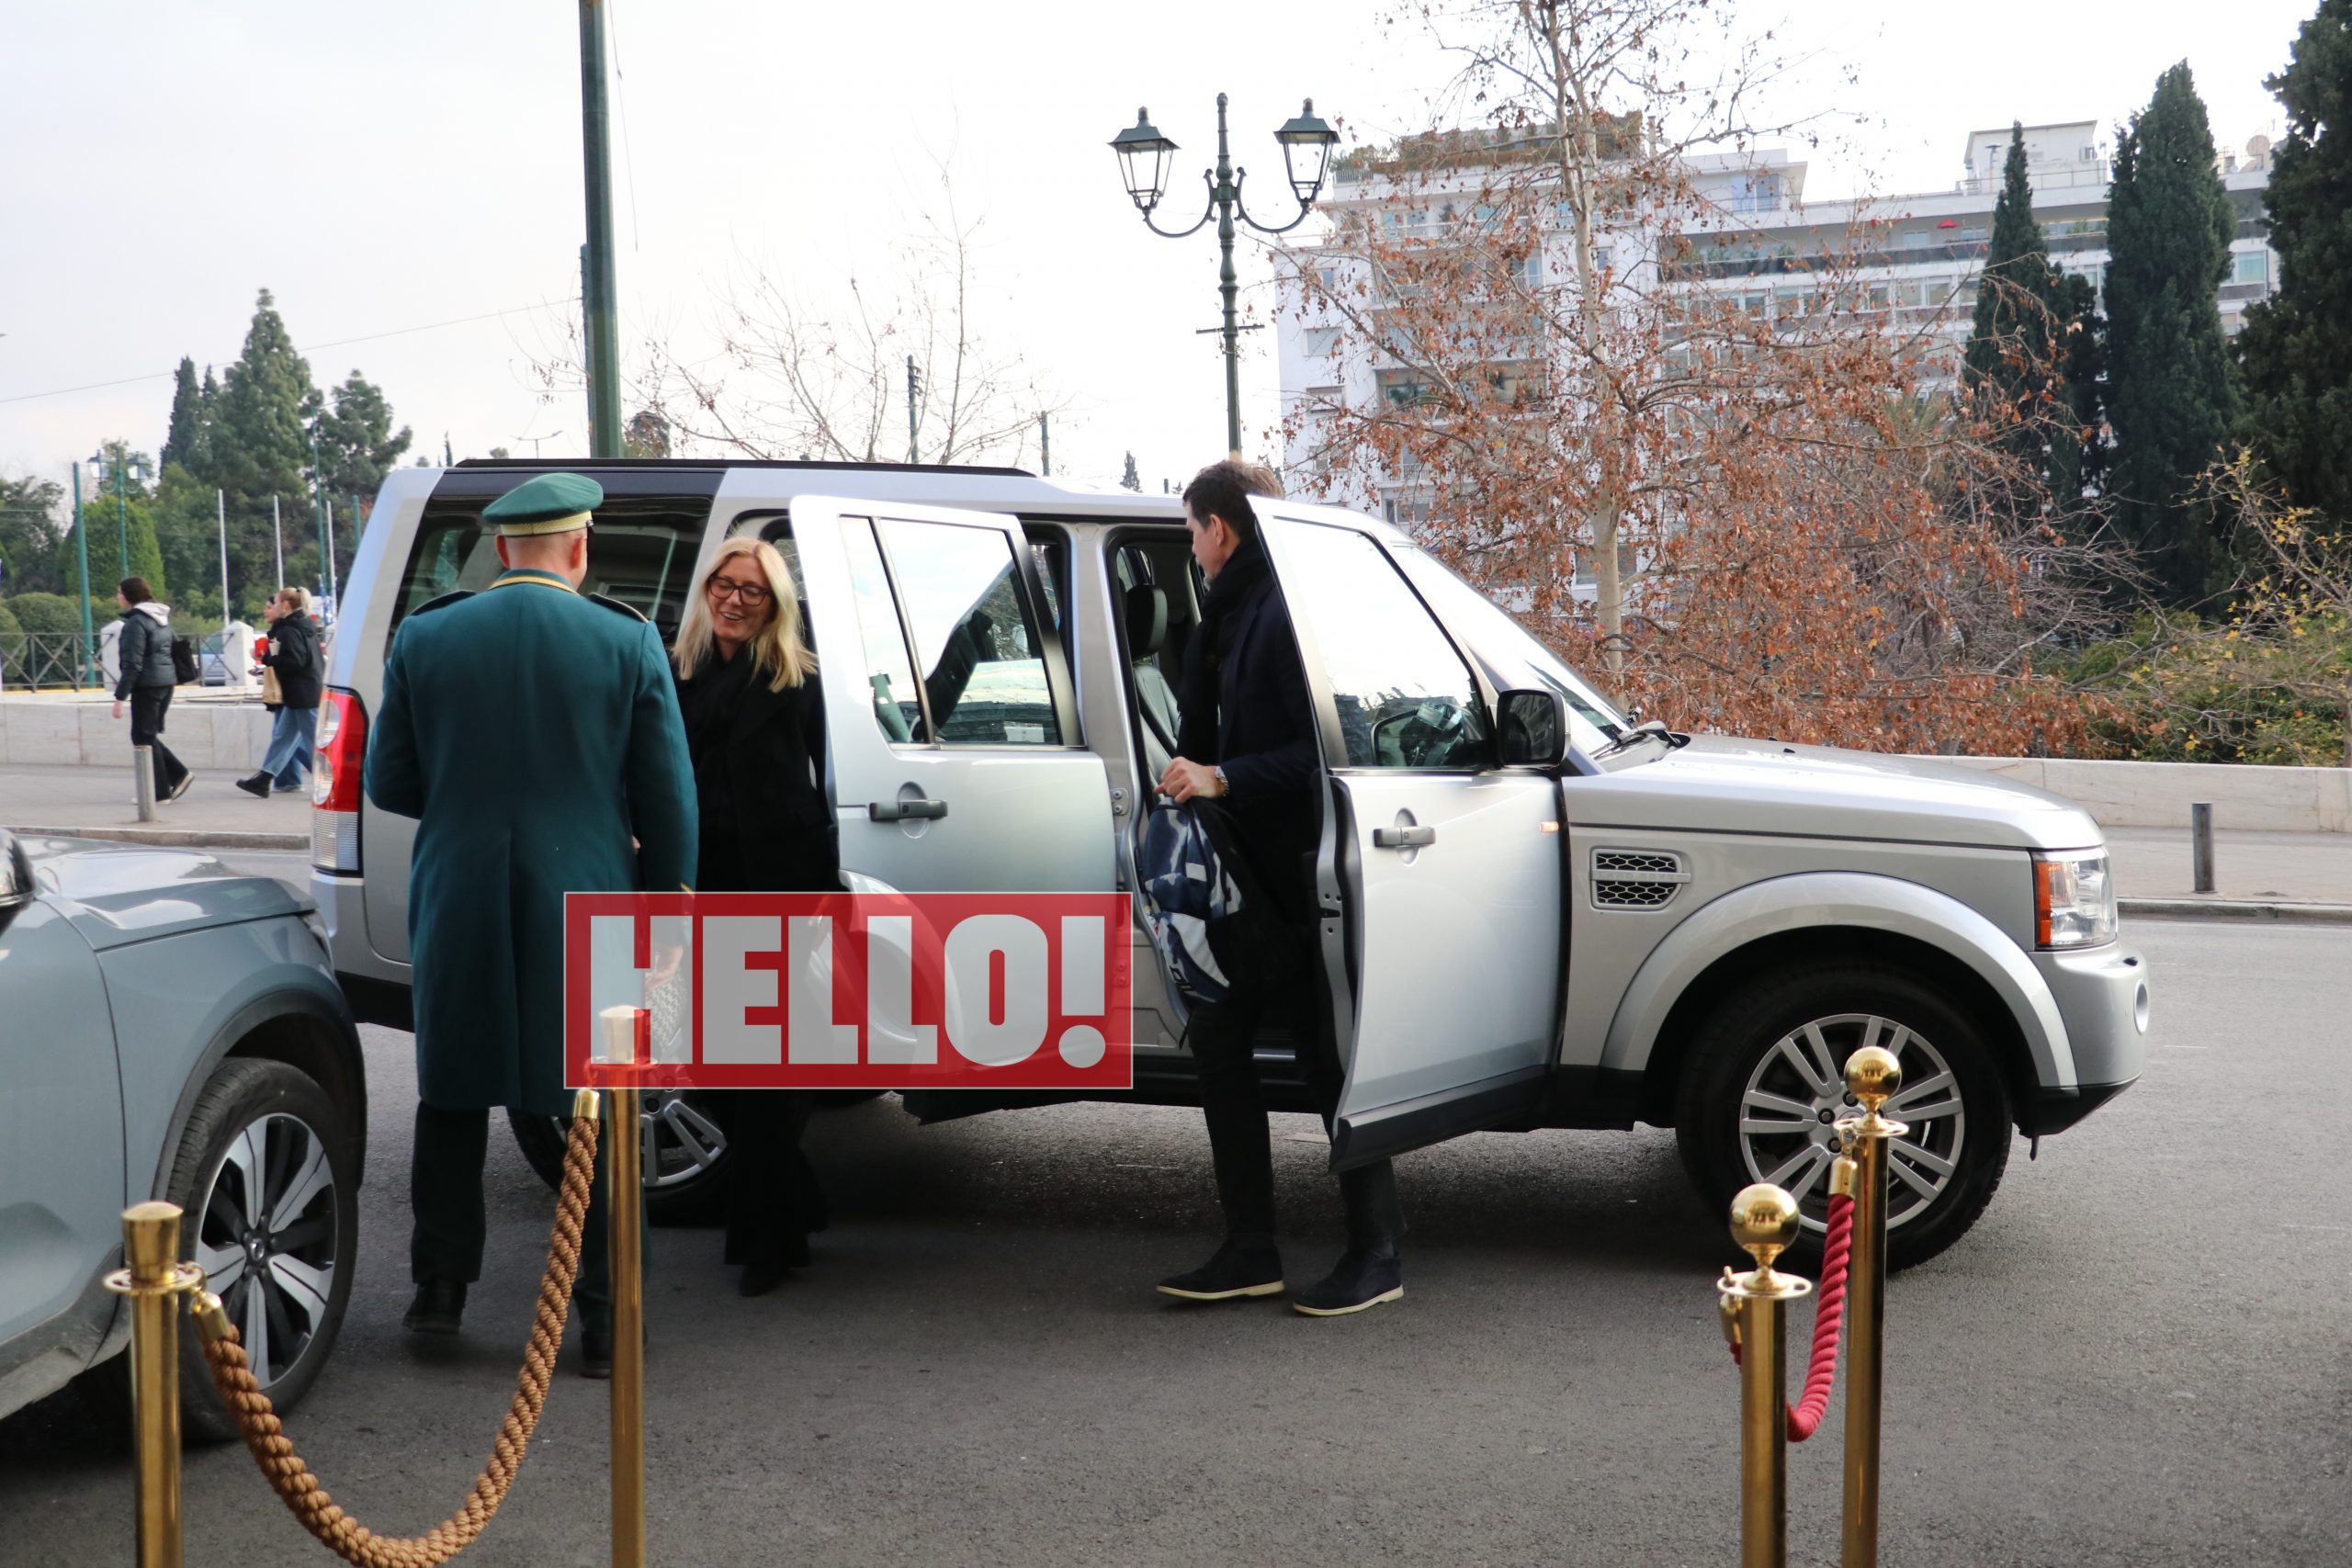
top-left (364, 567), bottom-right (696, 1115)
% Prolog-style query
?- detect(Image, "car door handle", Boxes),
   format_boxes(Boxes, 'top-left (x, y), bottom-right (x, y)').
top-left (1373, 825), bottom-right (1435, 849)
top-left (869, 798), bottom-right (949, 822)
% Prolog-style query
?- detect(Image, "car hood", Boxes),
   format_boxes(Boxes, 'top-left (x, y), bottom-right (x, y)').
top-left (1573, 736), bottom-right (2105, 852)
top-left (18, 834), bottom-right (309, 950)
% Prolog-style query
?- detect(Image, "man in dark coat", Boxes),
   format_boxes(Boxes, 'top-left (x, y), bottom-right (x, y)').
top-left (1154, 460), bottom-right (1407, 1316)
top-left (365, 471), bottom-right (696, 1373)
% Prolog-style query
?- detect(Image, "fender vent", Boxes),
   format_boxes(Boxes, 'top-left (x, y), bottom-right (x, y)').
top-left (1591, 848), bottom-right (1690, 910)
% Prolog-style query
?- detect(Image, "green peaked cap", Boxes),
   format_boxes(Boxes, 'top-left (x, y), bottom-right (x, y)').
top-left (482, 472), bottom-right (604, 536)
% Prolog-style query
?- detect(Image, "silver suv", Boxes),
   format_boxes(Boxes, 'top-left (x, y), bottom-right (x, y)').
top-left (313, 460), bottom-right (2149, 1268)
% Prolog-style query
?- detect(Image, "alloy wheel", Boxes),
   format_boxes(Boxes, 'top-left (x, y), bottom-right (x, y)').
top-left (1736, 1012), bottom-right (1967, 1233)
top-left (190, 1111), bottom-right (341, 1388)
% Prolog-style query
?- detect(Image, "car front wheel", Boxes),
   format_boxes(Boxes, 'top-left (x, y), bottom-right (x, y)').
top-left (167, 1058), bottom-right (358, 1441)
top-left (1674, 960), bottom-right (2012, 1272)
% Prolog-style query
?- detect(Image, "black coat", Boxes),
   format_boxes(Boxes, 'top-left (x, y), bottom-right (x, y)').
top-left (113, 610), bottom-right (177, 697)
top-left (676, 658), bottom-right (839, 895)
top-left (1175, 569), bottom-right (1320, 916)
top-left (260, 614), bottom-right (322, 710)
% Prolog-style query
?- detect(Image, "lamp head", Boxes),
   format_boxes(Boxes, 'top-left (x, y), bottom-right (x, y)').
top-left (1274, 97), bottom-right (1340, 207)
top-left (1110, 107), bottom-right (1178, 214)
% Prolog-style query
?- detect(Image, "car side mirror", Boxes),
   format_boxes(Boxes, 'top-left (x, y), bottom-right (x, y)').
top-left (1496, 688), bottom-right (1567, 768)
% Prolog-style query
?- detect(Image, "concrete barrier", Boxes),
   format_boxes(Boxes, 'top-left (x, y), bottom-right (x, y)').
top-left (0, 697), bottom-right (276, 771)
top-left (1928, 757), bottom-right (2352, 833)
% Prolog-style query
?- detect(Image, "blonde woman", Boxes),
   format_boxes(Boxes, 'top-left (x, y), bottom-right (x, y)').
top-left (672, 536), bottom-right (834, 1293)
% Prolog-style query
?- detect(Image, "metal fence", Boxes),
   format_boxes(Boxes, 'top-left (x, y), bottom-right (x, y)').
top-left (0, 632), bottom-right (103, 691)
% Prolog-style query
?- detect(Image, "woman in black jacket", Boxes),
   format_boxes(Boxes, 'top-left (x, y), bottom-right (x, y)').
top-left (109, 576), bottom-right (191, 801)
top-left (240, 586), bottom-right (323, 796)
top-left (671, 536), bottom-right (837, 1295)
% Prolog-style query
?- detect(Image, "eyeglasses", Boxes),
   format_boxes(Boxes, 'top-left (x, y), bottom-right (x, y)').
top-left (707, 577), bottom-right (772, 606)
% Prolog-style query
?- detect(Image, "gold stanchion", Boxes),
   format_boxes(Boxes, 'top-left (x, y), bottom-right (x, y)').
top-left (598, 1007), bottom-right (647, 1568)
top-left (1718, 1183), bottom-right (1811, 1568)
top-left (1836, 1044), bottom-right (1906, 1568)
top-left (103, 1201), bottom-right (205, 1568)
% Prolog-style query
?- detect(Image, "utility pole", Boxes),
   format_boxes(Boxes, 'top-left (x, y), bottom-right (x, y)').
top-left (309, 428), bottom-right (330, 597)
top-left (216, 489), bottom-right (229, 634)
top-left (580, 2), bottom-right (622, 458)
top-left (272, 495), bottom-right (284, 589)
top-left (906, 355), bottom-right (921, 463)
top-left (71, 462), bottom-right (94, 688)
top-left (1039, 412), bottom-right (1050, 478)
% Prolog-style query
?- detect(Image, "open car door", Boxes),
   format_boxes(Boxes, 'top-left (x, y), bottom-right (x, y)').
top-left (787, 495), bottom-right (1113, 895)
top-left (1257, 510), bottom-right (1566, 1168)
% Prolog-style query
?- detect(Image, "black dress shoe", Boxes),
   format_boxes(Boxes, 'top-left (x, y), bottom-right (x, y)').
top-left (1156, 1239), bottom-right (1285, 1302)
top-left (234, 773), bottom-right (272, 798)
top-left (1292, 1249), bottom-right (1404, 1316)
top-left (582, 1325), bottom-right (614, 1380)
top-left (402, 1280), bottom-right (468, 1336)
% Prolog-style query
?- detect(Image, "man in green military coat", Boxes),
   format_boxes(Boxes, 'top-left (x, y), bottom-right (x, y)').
top-left (365, 471), bottom-right (695, 1375)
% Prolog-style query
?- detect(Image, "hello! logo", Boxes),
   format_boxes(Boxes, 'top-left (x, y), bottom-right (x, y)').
top-left (563, 892), bottom-right (1134, 1091)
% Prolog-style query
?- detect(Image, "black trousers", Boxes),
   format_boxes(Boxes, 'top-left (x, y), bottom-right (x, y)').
top-left (715, 1091), bottom-right (826, 1267)
top-left (1188, 932), bottom-right (1404, 1256)
top-left (409, 1101), bottom-right (645, 1327)
top-left (126, 685), bottom-right (187, 795)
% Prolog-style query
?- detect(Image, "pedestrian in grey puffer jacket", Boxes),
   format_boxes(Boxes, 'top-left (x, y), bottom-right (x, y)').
top-left (110, 575), bottom-right (190, 801)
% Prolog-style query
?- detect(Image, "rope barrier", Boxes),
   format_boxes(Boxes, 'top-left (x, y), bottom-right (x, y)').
top-left (1726, 1191), bottom-right (1855, 1443)
top-left (190, 1110), bottom-right (601, 1567)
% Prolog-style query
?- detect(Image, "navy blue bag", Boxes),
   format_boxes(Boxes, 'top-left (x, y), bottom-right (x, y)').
top-left (1138, 798), bottom-right (1285, 1003)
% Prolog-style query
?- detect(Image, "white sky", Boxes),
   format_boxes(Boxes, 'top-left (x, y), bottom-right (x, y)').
top-left (0, 1), bottom-right (2316, 508)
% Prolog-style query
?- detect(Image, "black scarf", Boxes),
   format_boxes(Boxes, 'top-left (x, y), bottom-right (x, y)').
top-left (1197, 535), bottom-right (1270, 671)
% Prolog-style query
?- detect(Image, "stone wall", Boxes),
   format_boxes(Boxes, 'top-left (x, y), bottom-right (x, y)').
top-left (0, 698), bottom-right (276, 770)
top-left (1928, 757), bottom-right (2352, 832)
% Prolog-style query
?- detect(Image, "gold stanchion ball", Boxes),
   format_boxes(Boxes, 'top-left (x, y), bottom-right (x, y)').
top-left (1728, 1182), bottom-right (1801, 1267)
top-left (1845, 1044), bottom-right (1903, 1109)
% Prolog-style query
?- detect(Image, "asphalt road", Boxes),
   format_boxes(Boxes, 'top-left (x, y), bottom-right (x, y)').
top-left (3, 913), bottom-right (2346, 1567)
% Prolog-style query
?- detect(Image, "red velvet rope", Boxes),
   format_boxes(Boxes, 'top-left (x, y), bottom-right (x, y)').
top-left (1726, 1190), bottom-right (1856, 1443)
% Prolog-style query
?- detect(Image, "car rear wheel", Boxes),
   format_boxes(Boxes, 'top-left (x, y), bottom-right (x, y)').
top-left (167, 1058), bottom-right (358, 1441)
top-left (1674, 961), bottom-right (2011, 1272)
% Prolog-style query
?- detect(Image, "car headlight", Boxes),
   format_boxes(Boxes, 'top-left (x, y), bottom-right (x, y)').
top-left (2034, 850), bottom-right (2117, 949)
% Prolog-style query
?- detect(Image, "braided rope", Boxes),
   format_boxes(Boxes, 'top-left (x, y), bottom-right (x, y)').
top-left (195, 1111), bottom-right (601, 1567)
top-left (1725, 1190), bottom-right (1856, 1444)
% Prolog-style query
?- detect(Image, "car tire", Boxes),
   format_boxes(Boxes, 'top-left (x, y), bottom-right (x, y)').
top-left (1674, 960), bottom-right (2011, 1273)
top-left (165, 1058), bottom-right (359, 1442)
top-left (507, 1092), bottom-right (730, 1224)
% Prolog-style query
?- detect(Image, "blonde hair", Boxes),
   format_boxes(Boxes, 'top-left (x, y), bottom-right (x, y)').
top-left (277, 586), bottom-right (311, 614)
top-left (672, 536), bottom-right (816, 692)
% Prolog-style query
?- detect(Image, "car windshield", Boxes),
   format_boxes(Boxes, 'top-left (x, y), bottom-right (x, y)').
top-left (1387, 547), bottom-right (1632, 758)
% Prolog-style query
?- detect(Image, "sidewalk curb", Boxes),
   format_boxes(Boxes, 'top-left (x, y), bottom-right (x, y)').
top-left (2121, 897), bottom-right (2352, 926)
top-left (6, 824), bottom-right (308, 852)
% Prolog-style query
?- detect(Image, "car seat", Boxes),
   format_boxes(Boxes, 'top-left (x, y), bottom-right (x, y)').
top-left (1126, 584), bottom-right (1182, 775)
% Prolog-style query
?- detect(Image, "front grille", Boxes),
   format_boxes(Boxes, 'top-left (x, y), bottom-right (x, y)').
top-left (1590, 846), bottom-right (1690, 911)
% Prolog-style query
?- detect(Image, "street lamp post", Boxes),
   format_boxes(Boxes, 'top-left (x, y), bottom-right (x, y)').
top-left (1111, 96), bottom-right (1340, 457)
top-left (89, 447), bottom-right (153, 577)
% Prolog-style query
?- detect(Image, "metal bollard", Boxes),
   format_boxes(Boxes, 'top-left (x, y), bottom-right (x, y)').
top-left (102, 1201), bottom-right (205, 1568)
top-left (1836, 1045), bottom-right (1907, 1568)
top-left (2191, 802), bottom-right (2215, 895)
top-left (134, 744), bottom-right (157, 822)
top-left (599, 1006), bottom-right (648, 1568)
top-left (1718, 1183), bottom-right (1811, 1568)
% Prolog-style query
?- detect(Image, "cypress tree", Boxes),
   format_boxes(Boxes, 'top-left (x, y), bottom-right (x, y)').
top-left (1121, 451), bottom-right (1142, 491)
top-left (2237, 0), bottom-right (2352, 526)
top-left (1964, 125), bottom-right (2076, 497)
top-left (2104, 63), bottom-right (2241, 604)
top-left (161, 358), bottom-right (207, 475)
top-left (209, 290), bottom-right (321, 608)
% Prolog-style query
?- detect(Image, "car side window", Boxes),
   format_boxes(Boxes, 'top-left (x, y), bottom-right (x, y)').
top-left (1280, 524), bottom-right (1489, 770)
top-left (873, 517), bottom-right (1062, 746)
top-left (840, 520), bottom-right (925, 743)
top-left (389, 489), bottom-right (711, 645)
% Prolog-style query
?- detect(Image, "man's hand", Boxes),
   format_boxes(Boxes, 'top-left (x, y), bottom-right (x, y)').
top-left (111, 700), bottom-right (124, 720)
top-left (647, 942), bottom-right (686, 990)
top-left (1159, 757), bottom-right (1222, 804)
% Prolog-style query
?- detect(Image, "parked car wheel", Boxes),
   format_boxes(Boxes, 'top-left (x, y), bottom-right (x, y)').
top-left (167, 1059), bottom-right (358, 1440)
top-left (508, 1091), bottom-right (730, 1224)
top-left (1674, 961), bottom-right (2011, 1272)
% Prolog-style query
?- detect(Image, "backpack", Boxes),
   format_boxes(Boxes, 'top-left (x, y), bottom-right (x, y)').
top-left (170, 635), bottom-right (199, 685)
top-left (1136, 798), bottom-right (1289, 1003)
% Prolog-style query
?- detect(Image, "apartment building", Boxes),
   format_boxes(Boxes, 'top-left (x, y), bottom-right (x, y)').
top-left (1277, 120), bottom-right (2283, 531)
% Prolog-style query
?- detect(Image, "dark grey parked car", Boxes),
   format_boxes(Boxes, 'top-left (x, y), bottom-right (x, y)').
top-left (0, 829), bottom-right (364, 1438)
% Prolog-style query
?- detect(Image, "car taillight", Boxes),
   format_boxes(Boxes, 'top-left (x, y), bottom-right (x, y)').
top-left (311, 690), bottom-right (367, 874)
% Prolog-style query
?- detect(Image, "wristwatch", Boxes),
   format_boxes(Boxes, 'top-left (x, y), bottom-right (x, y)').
top-left (1213, 765), bottom-right (1230, 798)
